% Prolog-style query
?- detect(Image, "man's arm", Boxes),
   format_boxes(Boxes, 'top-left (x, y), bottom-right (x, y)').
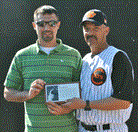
top-left (61, 96), bottom-right (131, 111)
top-left (89, 97), bottom-right (131, 110)
top-left (46, 96), bottom-right (131, 115)
top-left (111, 52), bottom-right (134, 102)
top-left (4, 87), bottom-right (30, 102)
top-left (4, 79), bottom-right (46, 102)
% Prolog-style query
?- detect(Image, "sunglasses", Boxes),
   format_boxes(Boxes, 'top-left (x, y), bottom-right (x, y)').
top-left (35, 20), bottom-right (59, 27)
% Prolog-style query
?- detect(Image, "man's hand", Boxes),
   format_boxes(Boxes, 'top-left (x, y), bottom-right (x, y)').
top-left (4, 79), bottom-right (46, 102)
top-left (47, 102), bottom-right (73, 115)
top-left (28, 79), bottom-right (46, 99)
top-left (62, 98), bottom-right (86, 110)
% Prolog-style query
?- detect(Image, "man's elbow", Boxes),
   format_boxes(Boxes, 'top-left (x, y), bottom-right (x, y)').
top-left (4, 91), bottom-right (10, 101)
top-left (122, 100), bottom-right (131, 109)
top-left (4, 87), bottom-right (12, 102)
top-left (4, 95), bottom-right (10, 102)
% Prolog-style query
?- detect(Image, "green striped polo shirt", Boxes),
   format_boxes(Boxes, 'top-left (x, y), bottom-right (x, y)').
top-left (4, 38), bottom-right (82, 132)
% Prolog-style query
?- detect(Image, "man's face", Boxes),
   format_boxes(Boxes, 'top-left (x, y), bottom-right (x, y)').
top-left (83, 22), bottom-right (107, 47)
top-left (33, 13), bottom-right (60, 42)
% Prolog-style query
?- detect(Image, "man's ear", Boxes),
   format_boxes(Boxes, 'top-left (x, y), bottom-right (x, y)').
top-left (105, 26), bottom-right (110, 36)
top-left (57, 21), bottom-right (61, 29)
top-left (32, 22), bottom-right (36, 30)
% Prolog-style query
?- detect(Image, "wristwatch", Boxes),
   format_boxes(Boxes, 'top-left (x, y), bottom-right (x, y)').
top-left (84, 100), bottom-right (91, 111)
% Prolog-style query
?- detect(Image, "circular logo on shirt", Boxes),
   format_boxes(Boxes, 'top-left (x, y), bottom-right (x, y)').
top-left (91, 67), bottom-right (106, 86)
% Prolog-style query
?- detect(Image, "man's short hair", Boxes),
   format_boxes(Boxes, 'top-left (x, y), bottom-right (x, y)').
top-left (34, 5), bottom-right (59, 21)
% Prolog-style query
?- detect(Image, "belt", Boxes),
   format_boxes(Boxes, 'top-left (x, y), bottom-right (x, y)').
top-left (81, 122), bottom-right (110, 131)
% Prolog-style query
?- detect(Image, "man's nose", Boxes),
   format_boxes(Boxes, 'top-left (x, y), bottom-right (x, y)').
top-left (44, 24), bottom-right (49, 30)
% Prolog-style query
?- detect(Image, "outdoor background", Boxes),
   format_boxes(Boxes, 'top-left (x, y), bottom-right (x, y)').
top-left (1, 0), bottom-right (137, 131)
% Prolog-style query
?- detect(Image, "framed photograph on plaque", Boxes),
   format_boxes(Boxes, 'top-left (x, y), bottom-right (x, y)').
top-left (45, 82), bottom-right (81, 103)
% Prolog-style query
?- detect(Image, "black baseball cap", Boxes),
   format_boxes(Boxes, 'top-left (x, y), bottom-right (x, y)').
top-left (80, 9), bottom-right (107, 26)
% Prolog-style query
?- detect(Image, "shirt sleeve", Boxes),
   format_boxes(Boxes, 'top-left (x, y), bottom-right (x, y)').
top-left (4, 54), bottom-right (23, 90)
top-left (111, 51), bottom-right (134, 102)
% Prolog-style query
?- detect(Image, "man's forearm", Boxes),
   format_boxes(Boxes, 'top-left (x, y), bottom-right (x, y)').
top-left (62, 97), bottom-right (131, 111)
top-left (4, 87), bottom-right (30, 102)
top-left (90, 97), bottom-right (131, 110)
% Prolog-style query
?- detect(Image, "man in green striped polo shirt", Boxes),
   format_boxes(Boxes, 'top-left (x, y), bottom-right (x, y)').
top-left (4, 5), bottom-right (82, 132)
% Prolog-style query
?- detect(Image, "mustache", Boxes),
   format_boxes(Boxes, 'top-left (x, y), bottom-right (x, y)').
top-left (87, 35), bottom-right (97, 40)
top-left (43, 31), bottom-right (53, 34)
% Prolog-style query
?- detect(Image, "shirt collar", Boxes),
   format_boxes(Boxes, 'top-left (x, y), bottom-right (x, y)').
top-left (36, 38), bottom-right (63, 54)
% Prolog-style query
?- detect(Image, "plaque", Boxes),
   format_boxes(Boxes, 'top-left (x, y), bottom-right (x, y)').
top-left (45, 82), bottom-right (81, 104)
